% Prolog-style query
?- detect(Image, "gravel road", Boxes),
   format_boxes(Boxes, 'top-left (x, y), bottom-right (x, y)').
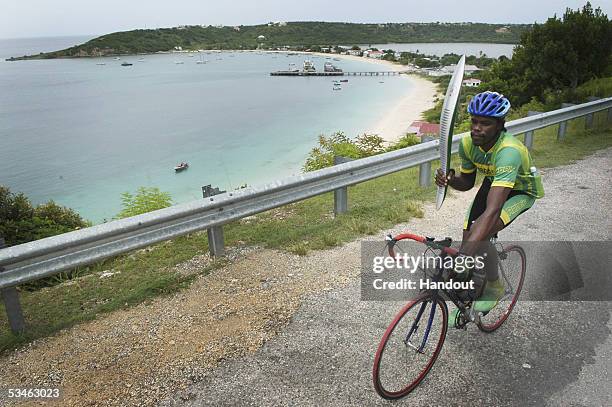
top-left (1, 148), bottom-right (610, 407)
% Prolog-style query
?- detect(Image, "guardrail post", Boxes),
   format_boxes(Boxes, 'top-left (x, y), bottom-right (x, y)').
top-left (585, 97), bottom-right (600, 129)
top-left (557, 103), bottom-right (576, 141)
top-left (419, 135), bottom-right (434, 186)
top-left (333, 156), bottom-right (351, 216)
top-left (523, 111), bottom-right (541, 150)
top-left (0, 238), bottom-right (26, 334)
top-left (202, 185), bottom-right (226, 257)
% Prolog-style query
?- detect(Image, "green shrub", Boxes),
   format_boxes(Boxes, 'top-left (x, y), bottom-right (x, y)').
top-left (116, 187), bottom-right (172, 219)
top-left (386, 134), bottom-right (420, 151)
top-left (0, 186), bottom-right (89, 246)
top-left (303, 132), bottom-right (366, 172)
top-left (304, 131), bottom-right (425, 171)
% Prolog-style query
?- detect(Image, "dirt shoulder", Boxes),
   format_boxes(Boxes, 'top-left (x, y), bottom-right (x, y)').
top-left (1, 148), bottom-right (610, 406)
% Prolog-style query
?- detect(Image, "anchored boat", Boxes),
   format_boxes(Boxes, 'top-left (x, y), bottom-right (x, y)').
top-left (174, 162), bottom-right (189, 172)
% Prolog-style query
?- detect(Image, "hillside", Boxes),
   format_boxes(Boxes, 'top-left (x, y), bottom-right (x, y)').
top-left (7, 22), bottom-right (529, 60)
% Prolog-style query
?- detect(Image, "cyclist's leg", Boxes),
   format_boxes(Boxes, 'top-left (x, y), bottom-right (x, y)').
top-left (464, 189), bottom-right (535, 278)
top-left (472, 193), bottom-right (535, 311)
top-left (462, 178), bottom-right (499, 281)
top-left (498, 193), bottom-right (535, 230)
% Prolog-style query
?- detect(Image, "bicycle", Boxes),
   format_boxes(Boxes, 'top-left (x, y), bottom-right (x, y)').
top-left (372, 232), bottom-right (526, 400)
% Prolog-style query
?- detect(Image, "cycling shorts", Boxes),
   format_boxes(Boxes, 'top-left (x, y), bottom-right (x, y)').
top-left (463, 177), bottom-right (535, 231)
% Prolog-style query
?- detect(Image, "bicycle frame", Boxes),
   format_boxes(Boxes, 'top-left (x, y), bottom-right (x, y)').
top-left (386, 233), bottom-right (491, 334)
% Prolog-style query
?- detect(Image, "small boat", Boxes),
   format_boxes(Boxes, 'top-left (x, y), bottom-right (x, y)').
top-left (96, 62), bottom-right (106, 66)
top-left (174, 162), bottom-right (189, 172)
top-left (121, 62), bottom-right (133, 66)
top-left (113, 57), bottom-right (121, 60)
top-left (175, 61), bottom-right (184, 64)
top-left (340, 79), bottom-right (348, 83)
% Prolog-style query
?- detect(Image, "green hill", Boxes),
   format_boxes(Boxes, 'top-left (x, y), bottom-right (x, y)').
top-left (7, 22), bottom-right (529, 60)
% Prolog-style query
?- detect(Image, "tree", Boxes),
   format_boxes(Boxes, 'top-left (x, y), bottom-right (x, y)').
top-left (0, 185), bottom-right (89, 246)
top-left (116, 187), bottom-right (172, 219)
top-left (482, 2), bottom-right (611, 105)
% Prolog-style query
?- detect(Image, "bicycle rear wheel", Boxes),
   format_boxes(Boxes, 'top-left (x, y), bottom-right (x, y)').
top-left (477, 245), bottom-right (526, 333)
top-left (373, 293), bottom-right (448, 399)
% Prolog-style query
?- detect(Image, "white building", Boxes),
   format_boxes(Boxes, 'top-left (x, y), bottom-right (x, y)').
top-left (463, 78), bottom-right (482, 87)
top-left (425, 69), bottom-right (448, 77)
top-left (364, 50), bottom-right (383, 59)
top-left (442, 64), bottom-right (481, 76)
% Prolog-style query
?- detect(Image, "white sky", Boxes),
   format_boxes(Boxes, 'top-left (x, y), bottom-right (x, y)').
top-left (1, 0), bottom-right (610, 39)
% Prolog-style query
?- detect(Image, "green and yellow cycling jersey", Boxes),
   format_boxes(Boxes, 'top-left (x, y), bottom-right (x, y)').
top-left (458, 131), bottom-right (544, 199)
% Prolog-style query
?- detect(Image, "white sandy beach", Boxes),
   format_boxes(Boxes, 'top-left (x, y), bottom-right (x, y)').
top-left (309, 52), bottom-right (440, 143)
top-left (364, 74), bottom-right (439, 143)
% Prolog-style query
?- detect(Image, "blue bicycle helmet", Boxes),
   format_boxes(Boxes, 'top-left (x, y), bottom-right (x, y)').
top-left (467, 91), bottom-right (511, 118)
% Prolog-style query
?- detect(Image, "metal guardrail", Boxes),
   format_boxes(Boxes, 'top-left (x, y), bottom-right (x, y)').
top-left (1, 97), bottom-right (611, 332)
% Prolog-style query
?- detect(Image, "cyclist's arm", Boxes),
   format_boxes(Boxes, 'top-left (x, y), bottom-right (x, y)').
top-left (449, 170), bottom-right (476, 191)
top-left (449, 136), bottom-right (477, 191)
top-left (461, 186), bottom-right (511, 254)
top-left (435, 168), bottom-right (476, 191)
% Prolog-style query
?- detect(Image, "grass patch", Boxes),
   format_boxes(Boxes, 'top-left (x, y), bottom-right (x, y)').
top-left (1, 114), bottom-right (610, 352)
top-left (526, 111), bottom-right (612, 167)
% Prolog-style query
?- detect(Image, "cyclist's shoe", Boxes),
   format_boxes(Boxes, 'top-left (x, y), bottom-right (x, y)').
top-left (473, 278), bottom-right (505, 313)
top-left (448, 308), bottom-right (461, 329)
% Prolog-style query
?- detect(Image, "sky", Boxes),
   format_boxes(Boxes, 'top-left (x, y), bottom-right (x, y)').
top-left (1, 0), bottom-right (610, 39)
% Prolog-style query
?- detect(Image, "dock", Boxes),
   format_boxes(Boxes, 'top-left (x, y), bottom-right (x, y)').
top-left (270, 71), bottom-right (407, 77)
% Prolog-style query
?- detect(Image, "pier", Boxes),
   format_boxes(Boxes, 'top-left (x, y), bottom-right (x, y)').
top-left (270, 71), bottom-right (407, 77)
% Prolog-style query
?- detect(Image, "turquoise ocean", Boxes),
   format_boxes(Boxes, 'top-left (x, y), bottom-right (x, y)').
top-left (0, 36), bottom-right (513, 223)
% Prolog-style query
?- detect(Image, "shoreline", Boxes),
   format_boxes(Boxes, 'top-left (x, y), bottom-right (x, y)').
top-left (307, 51), bottom-right (440, 143)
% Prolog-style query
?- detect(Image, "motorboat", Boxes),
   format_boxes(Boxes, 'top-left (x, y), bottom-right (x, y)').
top-left (121, 62), bottom-right (133, 66)
top-left (174, 162), bottom-right (189, 172)
top-left (303, 60), bottom-right (316, 72)
top-left (324, 62), bottom-right (342, 72)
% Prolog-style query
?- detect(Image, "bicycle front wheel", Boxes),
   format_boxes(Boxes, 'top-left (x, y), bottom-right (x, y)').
top-left (373, 293), bottom-right (448, 399)
top-left (477, 245), bottom-right (526, 333)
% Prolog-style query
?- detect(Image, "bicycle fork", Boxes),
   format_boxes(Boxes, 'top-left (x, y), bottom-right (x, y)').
top-left (404, 298), bottom-right (437, 354)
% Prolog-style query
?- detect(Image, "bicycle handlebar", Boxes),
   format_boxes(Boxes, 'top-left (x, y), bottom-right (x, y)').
top-left (388, 233), bottom-right (460, 256)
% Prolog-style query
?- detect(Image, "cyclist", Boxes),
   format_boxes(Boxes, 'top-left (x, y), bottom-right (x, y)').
top-left (435, 91), bottom-right (544, 326)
